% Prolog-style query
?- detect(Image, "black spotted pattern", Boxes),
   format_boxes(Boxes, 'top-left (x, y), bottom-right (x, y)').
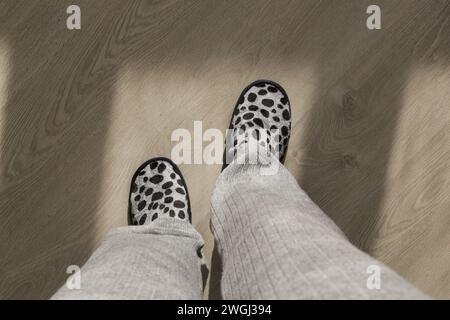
top-left (130, 159), bottom-right (190, 225)
top-left (225, 81), bottom-right (292, 167)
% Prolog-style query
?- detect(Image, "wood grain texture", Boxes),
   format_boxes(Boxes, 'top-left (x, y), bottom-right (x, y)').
top-left (0, 0), bottom-right (448, 299)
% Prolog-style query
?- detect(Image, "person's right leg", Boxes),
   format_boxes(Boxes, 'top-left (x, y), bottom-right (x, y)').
top-left (210, 80), bottom-right (428, 299)
top-left (53, 158), bottom-right (206, 299)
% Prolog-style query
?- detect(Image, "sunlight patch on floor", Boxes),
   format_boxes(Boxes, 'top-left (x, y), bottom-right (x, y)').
top-left (0, 39), bottom-right (10, 150)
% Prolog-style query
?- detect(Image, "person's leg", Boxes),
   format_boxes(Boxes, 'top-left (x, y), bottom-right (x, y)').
top-left (53, 158), bottom-right (207, 299)
top-left (211, 80), bottom-right (428, 299)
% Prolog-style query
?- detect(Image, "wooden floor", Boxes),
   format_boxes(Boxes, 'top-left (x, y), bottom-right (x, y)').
top-left (0, 0), bottom-right (448, 299)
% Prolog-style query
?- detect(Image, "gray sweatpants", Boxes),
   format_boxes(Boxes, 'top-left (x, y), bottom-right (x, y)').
top-left (52, 157), bottom-right (428, 299)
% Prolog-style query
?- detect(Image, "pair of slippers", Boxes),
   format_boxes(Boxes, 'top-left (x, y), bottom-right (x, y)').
top-left (129, 80), bottom-right (292, 225)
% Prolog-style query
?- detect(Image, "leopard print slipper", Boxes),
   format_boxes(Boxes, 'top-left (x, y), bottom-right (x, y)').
top-left (222, 80), bottom-right (292, 171)
top-left (128, 157), bottom-right (192, 225)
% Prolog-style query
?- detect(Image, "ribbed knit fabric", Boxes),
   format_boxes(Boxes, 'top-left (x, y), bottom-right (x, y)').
top-left (210, 150), bottom-right (429, 299)
top-left (52, 217), bottom-right (206, 299)
top-left (53, 151), bottom-right (428, 299)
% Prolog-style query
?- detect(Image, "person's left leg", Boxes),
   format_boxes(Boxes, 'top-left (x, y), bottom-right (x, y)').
top-left (52, 158), bottom-right (207, 300)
